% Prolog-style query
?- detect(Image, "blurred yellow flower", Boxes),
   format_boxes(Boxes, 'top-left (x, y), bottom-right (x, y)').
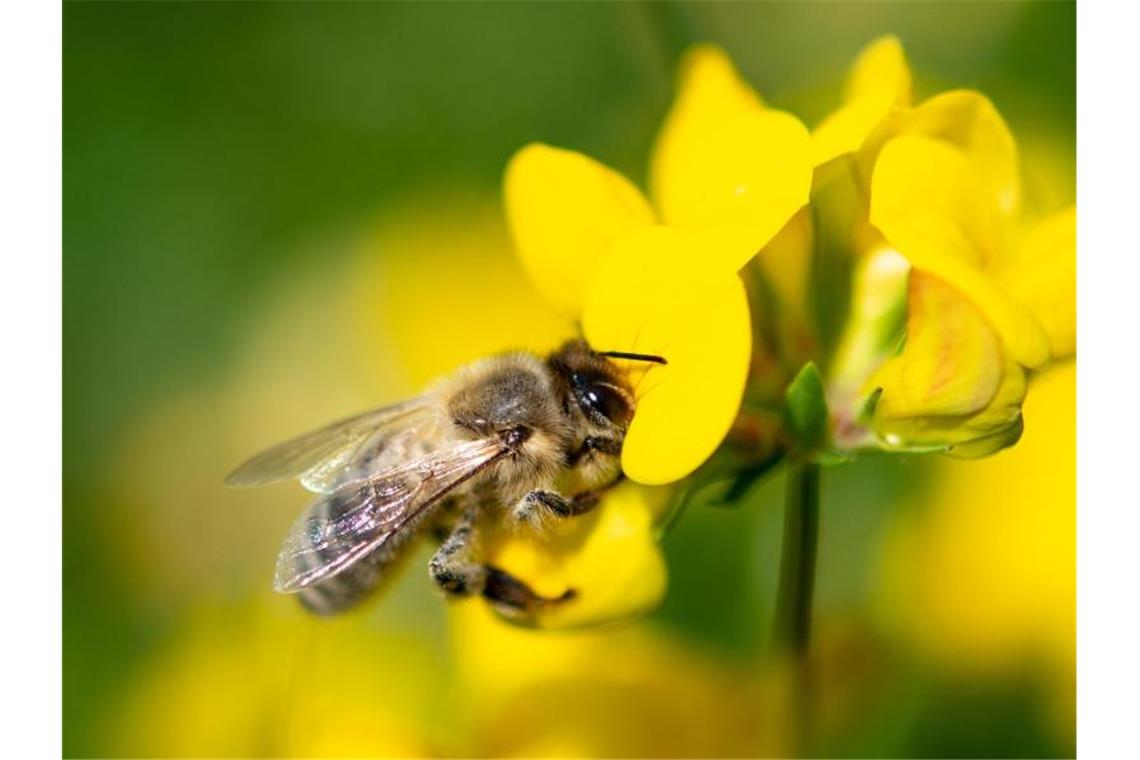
top-left (447, 601), bottom-right (782, 757)
top-left (114, 598), bottom-right (785, 758)
top-left (876, 359), bottom-right (1075, 742)
top-left (112, 602), bottom-right (444, 757)
top-left (506, 45), bottom-right (812, 484)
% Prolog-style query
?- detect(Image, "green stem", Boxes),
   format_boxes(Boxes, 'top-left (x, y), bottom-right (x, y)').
top-left (773, 461), bottom-right (820, 653)
top-left (772, 461), bottom-right (821, 754)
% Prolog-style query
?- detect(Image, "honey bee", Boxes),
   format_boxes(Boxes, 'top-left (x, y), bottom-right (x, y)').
top-left (226, 339), bottom-right (665, 618)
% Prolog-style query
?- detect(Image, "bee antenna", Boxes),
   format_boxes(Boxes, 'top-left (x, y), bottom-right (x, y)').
top-left (599, 350), bottom-right (668, 366)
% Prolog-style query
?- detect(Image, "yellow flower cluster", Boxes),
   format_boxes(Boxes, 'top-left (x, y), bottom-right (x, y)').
top-left (491, 36), bottom-right (1074, 626)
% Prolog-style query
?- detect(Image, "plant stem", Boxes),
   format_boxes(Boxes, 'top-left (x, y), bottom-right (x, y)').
top-left (773, 461), bottom-right (820, 653)
top-left (772, 461), bottom-right (821, 755)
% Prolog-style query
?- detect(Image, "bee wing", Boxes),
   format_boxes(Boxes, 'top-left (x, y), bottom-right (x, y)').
top-left (273, 436), bottom-right (509, 593)
top-left (224, 397), bottom-right (437, 491)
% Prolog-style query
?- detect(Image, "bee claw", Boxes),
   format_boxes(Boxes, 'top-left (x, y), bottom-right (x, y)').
top-left (482, 565), bottom-right (575, 620)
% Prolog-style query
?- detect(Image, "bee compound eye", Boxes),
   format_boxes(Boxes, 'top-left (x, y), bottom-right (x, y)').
top-left (584, 383), bottom-right (633, 427)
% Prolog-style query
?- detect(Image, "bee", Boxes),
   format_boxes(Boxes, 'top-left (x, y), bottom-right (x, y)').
top-left (226, 339), bottom-right (666, 619)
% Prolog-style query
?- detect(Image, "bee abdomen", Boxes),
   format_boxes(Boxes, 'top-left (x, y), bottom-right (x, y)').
top-left (296, 557), bottom-right (382, 615)
top-left (292, 490), bottom-right (414, 616)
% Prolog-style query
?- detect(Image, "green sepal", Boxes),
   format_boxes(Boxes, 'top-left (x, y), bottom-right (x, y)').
top-left (810, 449), bottom-right (853, 467)
top-left (857, 387), bottom-right (883, 424)
top-left (783, 361), bottom-right (830, 454)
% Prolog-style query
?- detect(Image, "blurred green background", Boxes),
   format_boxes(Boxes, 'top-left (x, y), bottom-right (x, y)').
top-left (64, 2), bottom-right (1075, 757)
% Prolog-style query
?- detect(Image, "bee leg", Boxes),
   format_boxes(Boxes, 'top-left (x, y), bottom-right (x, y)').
top-left (428, 509), bottom-right (486, 598)
top-left (482, 565), bottom-right (575, 620)
top-left (513, 489), bottom-right (595, 527)
top-left (565, 435), bottom-right (622, 467)
top-left (515, 472), bottom-right (626, 524)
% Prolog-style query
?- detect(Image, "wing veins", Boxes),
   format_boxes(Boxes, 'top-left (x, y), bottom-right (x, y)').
top-left (274, 439), bottom-right (511, 592)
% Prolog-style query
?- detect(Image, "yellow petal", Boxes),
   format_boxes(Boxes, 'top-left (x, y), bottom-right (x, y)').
top-left (869, 273), bottom-right (1028, 456)
top-left (504, 143), bottom-right (655, 317)
top-left (871, 272), bottom-right (1003, 421)
top-left (894, 91), bottom-right (1021, 218)
top-left (480, 481), bottom-right (671, 628)
top-left (997, 206), bottom-right (1076, 359)
top-left (936, 354), bottom-right (1027, 458)
top-left (870, 135), bottom-right (1050, 367)
top-left (650, 45), bottom-right (812, 269)
top-left (876, 356), bottom-right (1027, 458)
top-left (582, 226), bottom-right (752, 484)
top-left (812, 35), bottom-right (912, 166)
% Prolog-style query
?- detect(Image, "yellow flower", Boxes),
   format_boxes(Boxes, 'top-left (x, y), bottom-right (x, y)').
top-left (505, 45), bottom-right (812, 484)
top-left (818, 36), bottom-right (1075, 457)
top-left (870, 133), bottom-right (1054, 368)
top-left (864, 140), bottom-right (1074, 454)
top-left (866, 270), bottom-right (1029, 458)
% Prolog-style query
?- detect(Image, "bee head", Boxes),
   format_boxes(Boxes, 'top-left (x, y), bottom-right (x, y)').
top-left (547, 340), bottom-right (665, 432)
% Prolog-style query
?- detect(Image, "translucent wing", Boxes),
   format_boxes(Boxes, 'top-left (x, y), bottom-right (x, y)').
top-left (224, 397), bottom-right (437, 491)
top-left (273, 436), bottom-right (509, 593)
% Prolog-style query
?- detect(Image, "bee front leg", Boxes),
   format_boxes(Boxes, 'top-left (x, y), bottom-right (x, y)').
top-left (513, 489), bottom-right (598, 527)
top-left (565, 435), bottom-right (622, 467)
top-left (513, 473), bottom-right (629, 527)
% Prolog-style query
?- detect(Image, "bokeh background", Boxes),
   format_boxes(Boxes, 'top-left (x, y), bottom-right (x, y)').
top-left (64, 2), bottom-right (1075, 757)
